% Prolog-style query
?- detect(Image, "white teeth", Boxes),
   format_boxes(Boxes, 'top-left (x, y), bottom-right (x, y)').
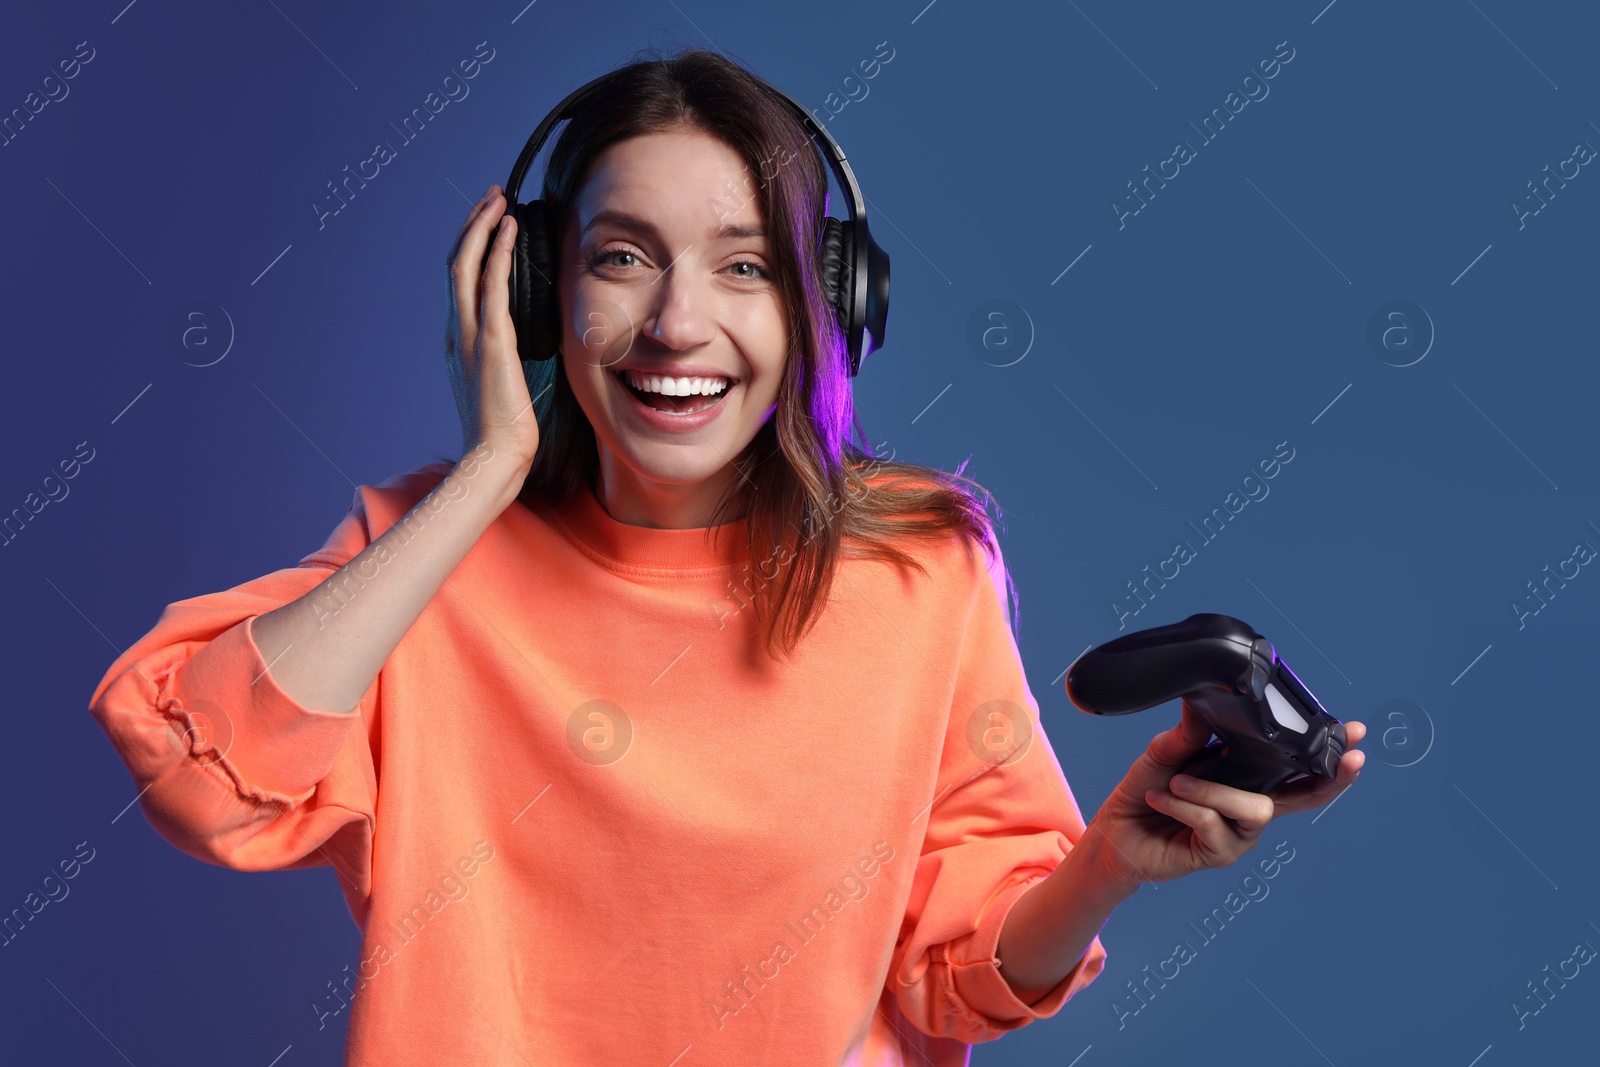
top-left (621, 370), bottom-right (732, 397)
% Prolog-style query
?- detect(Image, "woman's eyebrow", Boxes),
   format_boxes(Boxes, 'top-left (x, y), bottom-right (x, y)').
top-left (585, 208), bottom-right (765, 241)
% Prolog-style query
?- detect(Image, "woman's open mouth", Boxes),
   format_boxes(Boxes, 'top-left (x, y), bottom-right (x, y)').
top-left (613, 368), bottom-right (736, 417)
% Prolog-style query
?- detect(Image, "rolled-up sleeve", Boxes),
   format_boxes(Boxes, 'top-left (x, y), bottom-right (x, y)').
top-left (86, 483), bottom-right (383, 907)
top-left (887, 534), bottom-right (1108, 1044)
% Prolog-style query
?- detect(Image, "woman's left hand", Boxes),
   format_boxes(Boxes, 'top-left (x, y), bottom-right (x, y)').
top-left (1084, 701), bottom-right (1367, 892)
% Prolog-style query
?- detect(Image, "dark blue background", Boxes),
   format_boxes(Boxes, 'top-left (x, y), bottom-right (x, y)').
top-left (4, 1), bottom-right (1595, 1063)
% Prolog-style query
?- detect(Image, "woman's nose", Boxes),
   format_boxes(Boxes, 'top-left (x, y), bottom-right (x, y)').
top-left (641, 263), bottom-right (715, 350)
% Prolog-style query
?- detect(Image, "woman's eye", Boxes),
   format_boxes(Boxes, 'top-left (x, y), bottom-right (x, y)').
top-left (592, 249), bottom-right (639, 269)
top-left (726, 260), bottom-right (771, 281)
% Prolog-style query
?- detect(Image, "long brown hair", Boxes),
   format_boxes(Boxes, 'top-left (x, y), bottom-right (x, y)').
top-left (512, 46), bottom-right (1018, 660)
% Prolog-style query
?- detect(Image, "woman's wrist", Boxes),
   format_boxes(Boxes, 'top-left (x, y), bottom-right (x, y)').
top-left (457, 440), bottom-right (531, 512)
top-left (1077, 817), bottom-right (1149, 900)
top-left (995, 824), bottom-right (1141, 1000)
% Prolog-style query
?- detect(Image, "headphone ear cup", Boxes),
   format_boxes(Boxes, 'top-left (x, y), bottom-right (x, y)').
top-left (510, 199), bottom-right (560, 362)
top-left (818, 216), bottom-right (855, 346)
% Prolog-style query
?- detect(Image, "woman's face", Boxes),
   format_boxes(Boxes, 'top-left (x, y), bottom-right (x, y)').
top-left (557, 127), bottom-right (790, 523)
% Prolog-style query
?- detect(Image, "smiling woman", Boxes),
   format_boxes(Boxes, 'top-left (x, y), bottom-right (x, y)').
top-left (90, 42), bottom-right (1361, 1067)
top-left (513, 49), bottom-right (1017, 659)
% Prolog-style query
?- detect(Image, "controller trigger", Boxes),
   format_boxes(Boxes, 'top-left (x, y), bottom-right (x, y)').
top-left (1246, 661), bottom-right (1269, 701)
top-left (1317, 744), bottom-right (1340, 779)
top-left (1245, 638), bottom-right (1274, 701)
top-left (1318, 722), bottom-right (1348, 779)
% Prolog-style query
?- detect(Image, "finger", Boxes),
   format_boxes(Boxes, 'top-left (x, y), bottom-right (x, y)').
top-left (478, 212), bottom-right (517, 345)
top-left (1144, 701), bottom-right (1215, 770)
top-left (448, 183), bottom-right (500, 268)
top-left (453, 190), bottom-right (507, 338)
top-left (1145, 788), bottom-right (1246, 859)
top-left (1342, 719), bottom-right (1367, 747)
top-left (1169, 774), bottom-right (1275, 833)
top-left (1268, 749), bottom-right (1364, 815)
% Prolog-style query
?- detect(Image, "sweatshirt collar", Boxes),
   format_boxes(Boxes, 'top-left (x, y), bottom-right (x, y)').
top-left (541, 477), bottom-right (750, 573)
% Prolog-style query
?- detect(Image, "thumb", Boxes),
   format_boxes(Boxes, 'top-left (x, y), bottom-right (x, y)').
top-left (1143, 700), bottom-right (1215, 771)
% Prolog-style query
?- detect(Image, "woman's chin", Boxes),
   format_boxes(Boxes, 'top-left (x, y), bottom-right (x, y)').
top-left (629, 453), bottom-right (732, 488)
top-left (603, 436), bottom-right (734, 486)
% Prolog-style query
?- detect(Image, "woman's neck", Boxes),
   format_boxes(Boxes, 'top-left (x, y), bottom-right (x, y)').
top-left (590, 456), bottom-right (746, 530)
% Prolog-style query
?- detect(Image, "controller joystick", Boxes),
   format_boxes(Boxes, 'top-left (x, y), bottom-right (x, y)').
top-left (1066, 613), bottom-right (1345, 794)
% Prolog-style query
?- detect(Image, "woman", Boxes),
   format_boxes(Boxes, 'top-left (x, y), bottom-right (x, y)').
top-left (88, 48), bottom-right (1364, 1066)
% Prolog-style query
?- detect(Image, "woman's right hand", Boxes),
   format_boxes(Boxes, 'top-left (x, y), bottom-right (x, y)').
top-left (445, 184), bottom-right (540, 476)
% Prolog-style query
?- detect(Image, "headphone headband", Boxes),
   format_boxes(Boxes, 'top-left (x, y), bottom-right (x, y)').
top-left (501, 66), bottom-right (889, 375)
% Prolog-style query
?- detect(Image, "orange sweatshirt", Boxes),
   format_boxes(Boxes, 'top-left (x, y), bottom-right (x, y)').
top-left (87, 460), bottom-right (1106, 1066)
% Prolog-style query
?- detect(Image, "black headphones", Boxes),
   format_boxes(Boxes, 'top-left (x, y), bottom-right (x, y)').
top-left (491, 68), bottom-right (890, 377)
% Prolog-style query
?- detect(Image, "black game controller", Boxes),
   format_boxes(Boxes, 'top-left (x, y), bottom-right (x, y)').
top-left (1066, 613), bottom-right (1346, 794)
